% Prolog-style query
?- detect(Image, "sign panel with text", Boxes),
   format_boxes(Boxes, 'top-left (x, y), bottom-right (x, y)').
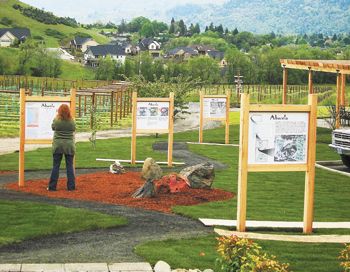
top-left (248, 112), bottom-right (309, 164)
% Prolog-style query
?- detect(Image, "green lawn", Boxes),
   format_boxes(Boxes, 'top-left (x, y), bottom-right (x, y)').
top-left (135, 235), bottom-right (344, 272)
top-left (59, 61), bottom-right (96, 80)
top-left (0, 200), bottom-right (127, 246)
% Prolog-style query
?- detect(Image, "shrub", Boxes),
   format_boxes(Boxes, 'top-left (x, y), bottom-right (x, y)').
top-left (216, 235), bottom-right (289, 272)
top-left (33, 35), bottom-right (44, 40)
top-left (339, 244), bottom-right (350, 272)
top-left (45, 29), bottom-right (66, 40)
top-left (0, 17), bottom-right (13, 26)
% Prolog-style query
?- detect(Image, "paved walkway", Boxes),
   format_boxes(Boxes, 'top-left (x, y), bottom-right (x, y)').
top-left (215, 229), bottom-right (350, 243)
top-left (0, 263), bottom-right (153, 272)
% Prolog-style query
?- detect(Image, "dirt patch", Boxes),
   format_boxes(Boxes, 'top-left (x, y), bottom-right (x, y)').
top-left (5, 171), bottom-right (234, 213)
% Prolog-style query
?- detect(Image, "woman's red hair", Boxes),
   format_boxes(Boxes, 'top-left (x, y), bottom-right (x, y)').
top-left (57, 104), bottom-right (72, 120)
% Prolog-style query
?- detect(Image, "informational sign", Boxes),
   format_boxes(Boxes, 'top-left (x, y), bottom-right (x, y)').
top-left (248, 112), bottom-right (309, 164)
top-left (136, 101), bottom-right (169, 130)
top-left (203, 97), bottom-right (227, 118)
top-left (25, 101), bottom-right (69, 140)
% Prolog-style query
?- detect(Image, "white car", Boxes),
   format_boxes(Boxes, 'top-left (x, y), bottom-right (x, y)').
top-left (329, 128), bottom-right (350, 168)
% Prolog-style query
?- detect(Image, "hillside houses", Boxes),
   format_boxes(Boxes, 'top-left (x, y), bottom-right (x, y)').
top-left (0, 28), bottom-right (31, 47)
top-left (70, 36), bottom-right (99, 52)
top-left (138, 38), bottom-right (161, 57)
top-left (164, 45), bottom-right (226, 66)
top-left (164, 46), bottom-right (198, 60)
top-left (84, 44), bottom-right (126, 67)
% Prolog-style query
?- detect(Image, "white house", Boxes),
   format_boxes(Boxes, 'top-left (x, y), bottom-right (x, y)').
top-left (0, 28), bottom-right (31, 47)
top-left (84, 44), bottom-right (126, 67)
top-left (138, 38), bottom-right (161, 57)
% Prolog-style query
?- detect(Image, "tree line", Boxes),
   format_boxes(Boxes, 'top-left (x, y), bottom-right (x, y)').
top-left (12, 4), bottom-right (78, 28)
top-left (94, 44), bottom-right (350, 85)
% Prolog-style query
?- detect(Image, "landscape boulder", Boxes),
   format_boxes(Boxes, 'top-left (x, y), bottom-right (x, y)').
top-left (154, 260), bottom-right (171, 272)
top-left (132, 158), bottom-right (162, 198)
top-left (179, 162), bottom-right (215, 189)
top-left (142, 157), bottom-right (163, 180)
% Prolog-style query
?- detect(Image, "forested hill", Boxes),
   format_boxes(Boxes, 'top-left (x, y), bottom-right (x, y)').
top-left (168, 0), bottom-right (350, 34)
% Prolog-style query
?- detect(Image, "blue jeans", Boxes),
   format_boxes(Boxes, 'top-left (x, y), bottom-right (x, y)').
top-left (48, 153), bottom-right (75, 190)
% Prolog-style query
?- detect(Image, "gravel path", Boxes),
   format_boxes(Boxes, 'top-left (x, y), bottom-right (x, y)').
top-left (0, 143), bottom-right (228, 263)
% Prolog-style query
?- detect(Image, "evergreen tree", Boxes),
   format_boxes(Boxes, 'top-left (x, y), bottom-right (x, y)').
top-left (209, 22), bottom-right (214, 32)
top-left (233, 27), bottom-right (239, 35)
top-left (217, 24), bottom-right (224, 34)
top-left (169, 17), bottom-right (176, 34)
top-left (179, 19), bottom-right (187, 36)
top-left (194, 23), bottom-right (200, 34)
top-left (118, 19), bottom-right (128, 33)
top-left (205, 26), bottom-right (209, 32)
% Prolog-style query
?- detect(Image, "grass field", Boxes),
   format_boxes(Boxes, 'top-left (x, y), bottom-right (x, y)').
top-left (59, 61), bottom-right (96, 80)
top-left (0, 0), bottom-right (109, 47)
top-left (0, 200), bottom-right (127, 246)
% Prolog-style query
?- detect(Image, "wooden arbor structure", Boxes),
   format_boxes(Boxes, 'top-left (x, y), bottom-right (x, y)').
top-left (280, 59), bottom-right (349, 128)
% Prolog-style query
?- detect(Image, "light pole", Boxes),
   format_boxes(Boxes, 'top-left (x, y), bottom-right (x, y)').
top-left (234, 70), bottom-right (244, 105)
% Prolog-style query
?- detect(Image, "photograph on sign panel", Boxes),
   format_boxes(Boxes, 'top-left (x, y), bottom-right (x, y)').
top-left (137, 107), bottom-right (147, 116)
top-left (210, 101), bottom-right (226, 116)
top-left (274, 135), bottom-right (306, 162)
top-left (26, 107), bottom-right (39, 127)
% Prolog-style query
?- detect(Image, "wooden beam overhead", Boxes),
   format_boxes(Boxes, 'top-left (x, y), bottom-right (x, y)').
top-left (280, 59), bottom-right (350, 74)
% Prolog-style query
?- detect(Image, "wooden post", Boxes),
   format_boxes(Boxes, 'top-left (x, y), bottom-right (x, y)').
top-left (70, 89), bottom-right (77, 172)
top-left (308, 68), bottom-right (313, 94)
top-left (119, 90), bottom-right (123, 120)
top-left (168, 92), bottom-right (174, 167)
top-left (237, 93), bottom-right (250, 232)
top-left (91, 92), bottom-right (96, 129)
top-left (199, 91), bottom-right (204, 143)
top-left (282, 65), bottom-right (288, 104)
top-left (115, 91), bottom-right (119, 122)
top-left (131, 92), bottom-right (137, 164)
top-left (123, 88), bottom-right (127, 118)
top-left (19, 88), bottom-right (26, 187)
top-left (78, 95), bottom-right (81, 117)
top-left (336, 72), bottom-right (341, 129)
top-left (341, 74), bottom-right (346, 107)
top-left (225, 90), bottom-right (231, 144)
top-left (110, 91), bottom-right (114, 127)
top-left (303, 94), bottom-right (317, 234)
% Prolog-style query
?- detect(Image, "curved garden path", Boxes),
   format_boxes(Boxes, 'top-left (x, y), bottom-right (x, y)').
top-left (0, 141), bottom-right (228, 263)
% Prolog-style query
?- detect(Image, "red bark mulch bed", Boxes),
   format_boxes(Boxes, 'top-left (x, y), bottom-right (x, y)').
top-left (6, 171), bottom-right (234, 213)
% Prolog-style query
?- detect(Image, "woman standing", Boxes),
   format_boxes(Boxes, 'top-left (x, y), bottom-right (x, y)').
top-left (48, 104), bottom-right (76, 191)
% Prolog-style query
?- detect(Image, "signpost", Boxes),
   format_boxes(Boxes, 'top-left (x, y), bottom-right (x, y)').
top-left (19, 88), bottom-right (76, 187)
top-left (237, 93), bottom-right (317, 234)
top-left (199, 91), bottom-right (231, 144)
top-left (131, 92), bottom-right (174, 166)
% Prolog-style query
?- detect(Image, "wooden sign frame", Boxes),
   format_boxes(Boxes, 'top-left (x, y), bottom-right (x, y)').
top-left (131, 92), bottom-right (174, 167)
top-left (237, 93), bottom-right (317, 234)
top-left (19, 88), bottom-right (76, 187)
top-left (199, 91), bottom-right (231, 144)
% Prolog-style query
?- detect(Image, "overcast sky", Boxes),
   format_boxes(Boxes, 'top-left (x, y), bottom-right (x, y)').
top-left (21, 0), bottom-right (228, 23)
